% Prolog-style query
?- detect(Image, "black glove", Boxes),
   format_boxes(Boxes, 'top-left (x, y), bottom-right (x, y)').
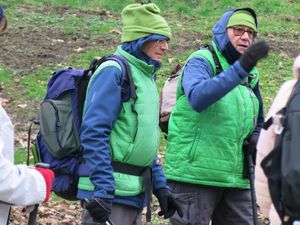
top-left (85, 198), bottom-right (112, 223)
top-left (154, 188), bottom-right (183, 219)
top-left (248, 134), bottom-right (259, 165)
top-left (239, 41), bottom-right (270, 72)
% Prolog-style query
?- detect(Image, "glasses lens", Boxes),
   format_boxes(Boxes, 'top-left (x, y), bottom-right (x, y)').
top-left (234, 27), bottom-right (245, 36)
top-left (156, 39), bottom-right (168, 46)
top-left (232, 26), bottom-right (256, 38)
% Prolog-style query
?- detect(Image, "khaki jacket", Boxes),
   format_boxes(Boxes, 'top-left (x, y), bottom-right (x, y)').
top-left (255, 55), bottom-right (300, 225)
top-left (255, 79), bottom-right (296, 225)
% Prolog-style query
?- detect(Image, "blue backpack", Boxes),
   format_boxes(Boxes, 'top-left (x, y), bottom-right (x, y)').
top-left (29, 55), bottom-right (136, 200)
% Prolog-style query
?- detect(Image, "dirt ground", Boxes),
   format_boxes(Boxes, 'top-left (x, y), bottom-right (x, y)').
top-left (1, 5), bottom-right (299, 225)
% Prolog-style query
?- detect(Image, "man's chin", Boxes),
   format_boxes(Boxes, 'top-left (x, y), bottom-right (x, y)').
top-left (237, 47), bottom-right (247, 54)
top-left (154, 57), bottom-right (163, 62)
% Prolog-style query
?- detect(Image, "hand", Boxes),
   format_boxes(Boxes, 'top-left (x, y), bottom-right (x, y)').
top-left (248, 134), bottom-right (259, 165)
top-left (154, 188), bottom-right (183, 219)
top-left (35, 167), bottom-right (55, 202)
top-left (85, 198), bottom-right (112, 223)
top-left (242, 134), bottom-right (259, 179)
top-left (239, 41), bottom-right (270, 72)
top-left (243, 134), bottom-right (259, 164)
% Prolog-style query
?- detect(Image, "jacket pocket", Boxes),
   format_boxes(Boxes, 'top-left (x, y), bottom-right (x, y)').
top-left (188, 127), bottom-right (201, 162)
top-left (123, 143), bottom-right (134, 163)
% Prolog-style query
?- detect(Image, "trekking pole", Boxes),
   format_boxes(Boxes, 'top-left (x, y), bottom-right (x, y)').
top-left (6, 206), bottom-right (11, 225)
top-left (247, 150), bottom-right (258, 225)
top-left (28, 204), bottom-right (39, 225)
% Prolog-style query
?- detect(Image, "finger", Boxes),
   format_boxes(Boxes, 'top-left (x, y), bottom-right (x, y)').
top-left (164, 208), bottom-right (175, 219)
top-left (177, 205), bottom-right (184, 217)
top-left (170, 198), bottom-right (183, 217)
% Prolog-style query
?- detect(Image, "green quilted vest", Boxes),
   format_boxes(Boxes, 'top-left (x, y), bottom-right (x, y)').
top-left (164, 42), bottom-right (259, 189)
top-left (78, 46), bottom-right (159, 196)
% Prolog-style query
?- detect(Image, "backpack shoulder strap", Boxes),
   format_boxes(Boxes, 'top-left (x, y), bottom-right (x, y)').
top-left (200, 44), bottom-right (222, 75)
top-left (109, 55), bottom-right (137, 102)
top-left (193, 44), bottom-right (222, 76)
top-left (89, 55), bottom-right (136, 103)
top-left (107, 55), bottom-right (139, 141)
top-left (205, 44), bottom-right (222, 75)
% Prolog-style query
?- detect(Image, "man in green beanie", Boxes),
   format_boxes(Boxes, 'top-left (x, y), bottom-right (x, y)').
top-left (163, 8), bottom-right (269, 225)
top-left (77, 2), bottom-right (182, 225)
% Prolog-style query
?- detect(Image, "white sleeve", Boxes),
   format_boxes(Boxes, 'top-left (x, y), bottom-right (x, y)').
top-left (0, 153), bottom-right (46, 205)
top-left (0, 105), bottom-right (14, 162)
top-left (0, 105), bottom-right (46, 206)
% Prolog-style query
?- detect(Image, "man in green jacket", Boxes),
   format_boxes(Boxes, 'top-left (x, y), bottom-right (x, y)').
top-left (77, 2), bottom-right (182, 225)
top-left (164, 8), bottom-right (269, 225)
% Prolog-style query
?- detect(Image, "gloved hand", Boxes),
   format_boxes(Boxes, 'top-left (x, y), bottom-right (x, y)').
top-left (239, 41), bottom-right (270, 72)
top-left (35, 167), bottom-right (55, 202)
top-left (85, 198), bottom-right (112, 223)
top-left (242, 134), bottom-right (259, 179)
top-left (248, 134), bottom-right (259, 165)
top-left (154, 188), bottom-right (183, 219)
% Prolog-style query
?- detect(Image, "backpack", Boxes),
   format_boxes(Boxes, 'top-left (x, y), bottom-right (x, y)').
top-left (261, 78), bottom-right (300, 223)
top-left (159, 45), bottom-right (222, 137)
top-left (28, 55), bottom-right (136, 201)
top-left (159, 62), bottom-right (184, 136)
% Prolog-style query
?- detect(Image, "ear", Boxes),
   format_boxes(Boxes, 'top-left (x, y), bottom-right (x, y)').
top-left (0, 15), bottom-right (7, 32)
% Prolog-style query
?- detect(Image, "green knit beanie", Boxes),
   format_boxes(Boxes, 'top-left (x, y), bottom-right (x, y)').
top-left (121, 3), bottom-right (171, 42)
top-left (227, 10), bottom-right (257, 31)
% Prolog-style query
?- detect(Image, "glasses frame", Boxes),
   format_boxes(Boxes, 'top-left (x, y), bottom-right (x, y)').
top-left (230, 26), bottom-right (257, 39)
top-left (155, 39), bottom-right (169, 47)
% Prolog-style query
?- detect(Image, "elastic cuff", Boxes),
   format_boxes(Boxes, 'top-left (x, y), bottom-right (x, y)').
top-left (234, 61), bottom-right (251, 79)
top-left (153, 187), bottom-right (169, 197)
top-left (94, 192), bottom-right (115, 200)
top-left (44, 189), bottom-right (51, 203)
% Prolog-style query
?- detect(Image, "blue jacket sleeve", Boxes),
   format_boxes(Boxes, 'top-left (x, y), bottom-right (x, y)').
top-left (252, 82), bottom-right (264, 136)
top-left (182, 56), bottom-right (250, 112)
top-left (80, 66), bottom-right (122, 199)
top-left (151, 156), bottom-right (168, 191)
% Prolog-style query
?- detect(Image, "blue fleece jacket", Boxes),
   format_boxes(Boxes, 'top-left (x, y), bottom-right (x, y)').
top-left (182, 8), bottom-right (264, 136)
top-left (77, 34), bottom-right (169, 209)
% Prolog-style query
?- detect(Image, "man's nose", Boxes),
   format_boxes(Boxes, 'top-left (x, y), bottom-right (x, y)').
top-left (161, 42), bottom-right (169, 51)
top-left (241, 31), bottom-right (252, 40)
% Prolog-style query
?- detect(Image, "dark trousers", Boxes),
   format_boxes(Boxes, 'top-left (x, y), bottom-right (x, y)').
top-left (81, 202), bottom-right (142, 225)
top-left (169, 181), bottom-right (254, 225)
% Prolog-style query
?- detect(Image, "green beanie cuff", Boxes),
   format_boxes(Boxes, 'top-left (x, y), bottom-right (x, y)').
top-left (121, 3), bottom-right (171, 42)
top-left (227, 10), bottom-right (257, 32)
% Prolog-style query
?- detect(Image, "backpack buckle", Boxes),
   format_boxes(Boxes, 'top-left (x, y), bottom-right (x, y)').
top-left (273, 113), bottom-right (284, 135)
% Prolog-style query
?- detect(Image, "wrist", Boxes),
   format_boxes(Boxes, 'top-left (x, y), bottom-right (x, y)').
top-left (35, 167), bottom-right (54, 202)
top-left (234, 61), bottom-right (250, 79)
top-left (154, 188), bottom-right (170, 197)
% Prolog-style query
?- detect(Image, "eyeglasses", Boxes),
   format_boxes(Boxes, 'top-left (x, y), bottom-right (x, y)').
top-left (230, 26), bottom-right (257, 39)
top-left (155, 39), bottom-right (169, 47)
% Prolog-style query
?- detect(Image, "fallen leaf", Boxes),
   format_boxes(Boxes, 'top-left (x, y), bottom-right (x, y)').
top-left (17, 104), bottom-right (27, 108)
top-left (168, 57), bottom-right (174, 64)
top-left (110, 29), bottom-right (121, 35)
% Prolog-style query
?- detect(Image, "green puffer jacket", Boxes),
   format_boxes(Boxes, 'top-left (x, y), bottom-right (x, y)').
top-left (164, 43), bottom-right (259, 189)
top-left (78, 46), bottom-right (160, 196)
